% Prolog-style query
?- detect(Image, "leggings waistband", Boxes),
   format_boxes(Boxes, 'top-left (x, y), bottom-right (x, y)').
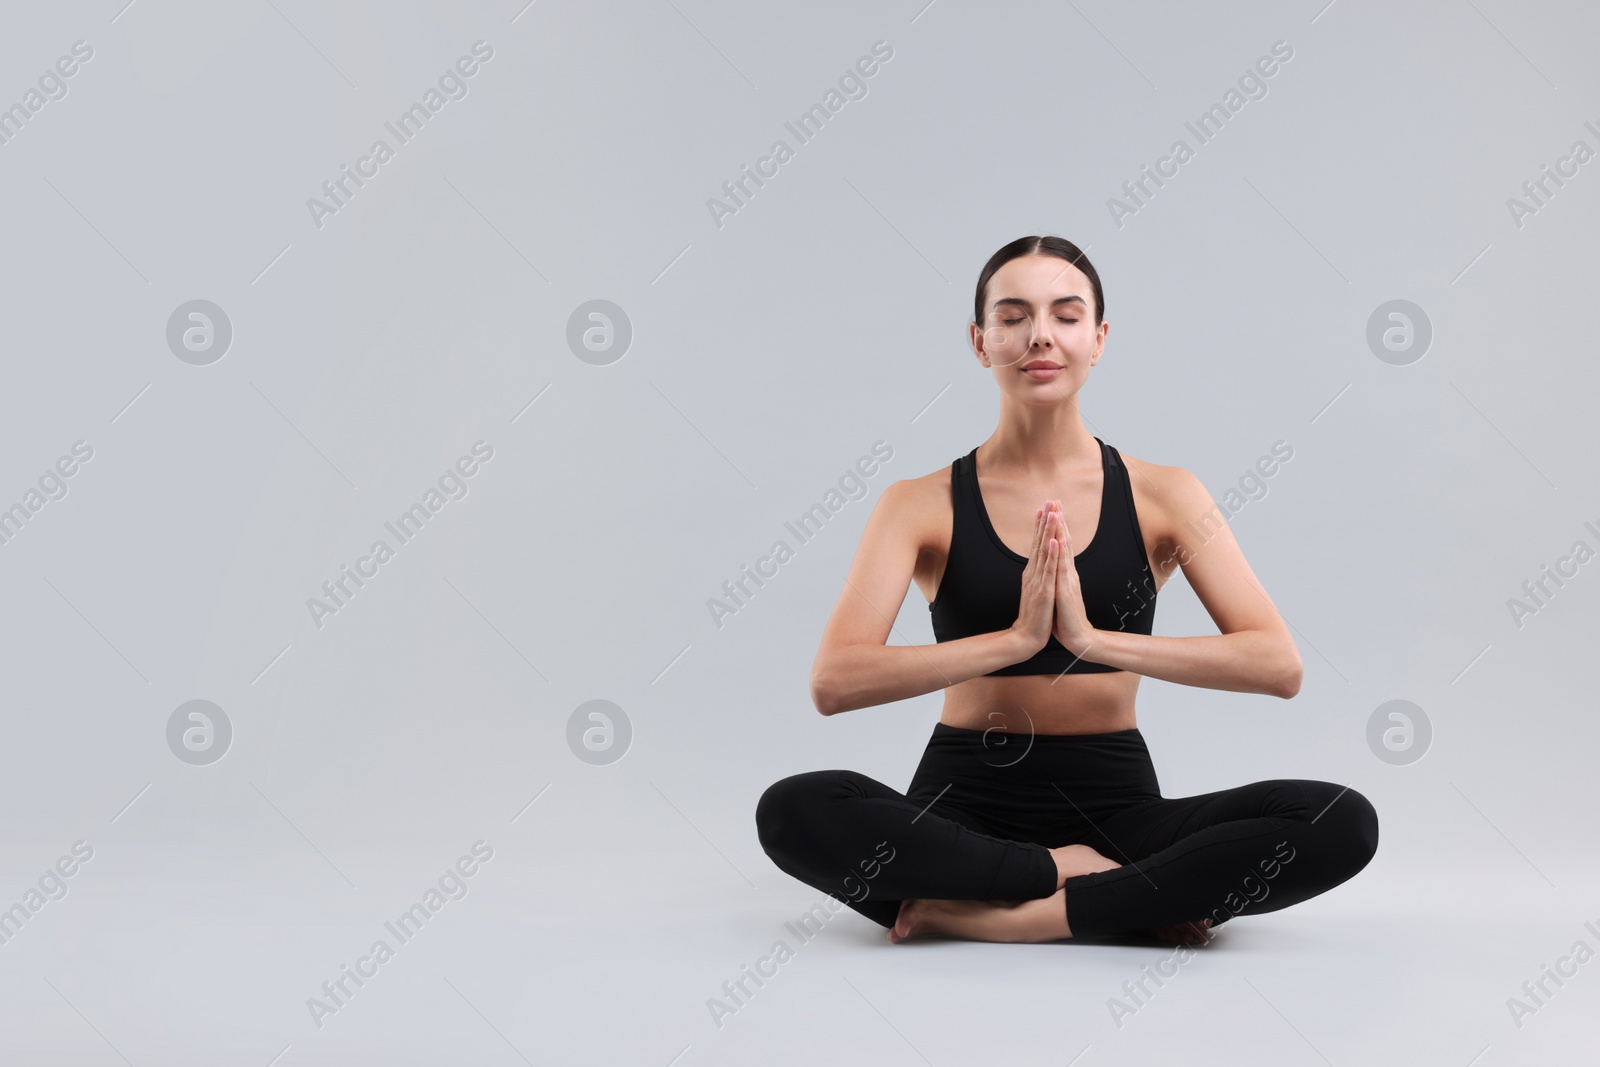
top-left (929, 722), bottom-right (1145, 742)
top-left (913, 721), bottom-right (1162, 798)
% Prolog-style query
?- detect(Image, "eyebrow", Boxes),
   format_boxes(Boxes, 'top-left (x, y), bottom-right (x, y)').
top-left (990, 295), bottom-right (1087, 312)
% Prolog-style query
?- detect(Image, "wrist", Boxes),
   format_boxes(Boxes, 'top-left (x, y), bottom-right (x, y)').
top-left (1060, 626), bottom-right (1099, 658)
top-left (1003, 626), bottom-right (1042, 660)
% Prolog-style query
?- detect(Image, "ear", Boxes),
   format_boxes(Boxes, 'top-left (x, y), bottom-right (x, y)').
top-left (969, 321), bottom-right (990, 368)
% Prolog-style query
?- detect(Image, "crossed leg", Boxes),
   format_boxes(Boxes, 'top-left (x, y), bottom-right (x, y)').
top-left (1060, 778), bottom-right (1379, 939)
top-left (754, 768), bottom-right (1061, 929)
top-left (891, 778), bottom-right (1380, 943)
top-left (756, 770), bottom-right (1378, 944)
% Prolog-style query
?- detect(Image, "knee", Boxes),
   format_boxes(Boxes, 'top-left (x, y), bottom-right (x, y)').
top-left (1305, 782), bottom-right (1379, 873)
top-left (755, 770), bottom-right (846, 858)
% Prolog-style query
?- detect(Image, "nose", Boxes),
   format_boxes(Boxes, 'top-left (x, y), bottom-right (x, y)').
top-left (1028, 311), bottom-right (1054, 349)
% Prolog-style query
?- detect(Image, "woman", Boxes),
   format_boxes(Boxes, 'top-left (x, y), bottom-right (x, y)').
top-left (755, 236), bottom-right (1378, 946)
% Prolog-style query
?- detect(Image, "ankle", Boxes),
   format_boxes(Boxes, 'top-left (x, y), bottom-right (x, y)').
top-left (1051, 843), bottom-right (1121, 887)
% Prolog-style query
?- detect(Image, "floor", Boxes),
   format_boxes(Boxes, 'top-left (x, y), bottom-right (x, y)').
top-left (5, 835), bottom-right (1596, 1065)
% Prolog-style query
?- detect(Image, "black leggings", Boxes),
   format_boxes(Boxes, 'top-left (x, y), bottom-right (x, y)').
top-left (755, 723), bottom-right (1379, 938)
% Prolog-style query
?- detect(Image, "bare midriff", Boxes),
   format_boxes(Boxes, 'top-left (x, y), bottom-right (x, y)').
top-left (937, 670), bottom-right (1142, 736)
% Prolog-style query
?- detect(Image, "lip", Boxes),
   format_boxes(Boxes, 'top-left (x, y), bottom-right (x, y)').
top-left (1021, 362), bottom-right (1064, 378)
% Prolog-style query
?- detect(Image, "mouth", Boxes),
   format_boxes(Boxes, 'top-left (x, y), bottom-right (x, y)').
top-left (1020, 361), bottom-right (1064, 377)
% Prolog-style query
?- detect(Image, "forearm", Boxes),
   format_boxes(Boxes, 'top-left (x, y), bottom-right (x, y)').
top-left (1072, 628), bottom-right (1302, 698)
top-left (813, 629), bottom-right (1031, 715)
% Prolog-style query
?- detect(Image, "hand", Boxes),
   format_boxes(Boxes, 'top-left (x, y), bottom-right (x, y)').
top-left (1047, 499), bottom-right (1097, 657)
top-left (1008, 504), bottom-right (1060, 656)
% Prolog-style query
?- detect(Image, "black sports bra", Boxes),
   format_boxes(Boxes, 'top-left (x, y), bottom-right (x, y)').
top-left (928, 437), bottom-right (1158, 675)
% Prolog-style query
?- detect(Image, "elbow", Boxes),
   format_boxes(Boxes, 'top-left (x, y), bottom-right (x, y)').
top-left (1272, 648), bottom-right (1304, 699)
top-left (809, 662), bottom-right (839, 716)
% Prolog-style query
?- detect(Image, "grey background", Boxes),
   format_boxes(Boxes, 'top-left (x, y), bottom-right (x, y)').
top-left (2, 0), bottom-right (1597, 1063)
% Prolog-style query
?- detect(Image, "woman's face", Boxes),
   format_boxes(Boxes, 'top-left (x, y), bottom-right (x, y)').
top-left (970, 254), bottom-right (1107, 394)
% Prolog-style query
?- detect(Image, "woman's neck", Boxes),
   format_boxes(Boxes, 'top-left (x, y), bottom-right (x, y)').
top-left (983, 400), bottom-right (1098, 475)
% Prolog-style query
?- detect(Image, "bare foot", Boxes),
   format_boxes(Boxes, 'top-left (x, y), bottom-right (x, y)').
top-left (889, 892), bottom-right (1071, 944)
top-left (1049, 843), bottom-right (1121, 888)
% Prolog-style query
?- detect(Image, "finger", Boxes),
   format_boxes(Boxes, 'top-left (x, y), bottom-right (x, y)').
top-left (1052, 521), bottom-right (1073, 585)
top-left (1056, 506), bottom-right (1071, 550)
top-left (1022, 507), bottom-right (1042, 571)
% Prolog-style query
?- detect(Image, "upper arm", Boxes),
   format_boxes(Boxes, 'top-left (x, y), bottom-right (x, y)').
top-left (1161, 467), bottom-right (1292, 642)
top-left (812, 478), bottom-right (927, 673)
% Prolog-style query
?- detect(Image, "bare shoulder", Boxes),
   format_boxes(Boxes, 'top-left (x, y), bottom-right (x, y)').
top-left (862, 462), bottom-right (957, 604)
top-left (1116, 448), bottom-right (1211, 579)
top-left (1116, 445), bottom-right (1293, 647)
top-left (875, 462), bottom-right (955, 549)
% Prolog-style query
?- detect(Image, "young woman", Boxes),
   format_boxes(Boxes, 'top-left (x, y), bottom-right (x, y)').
top-left (755, 236), bottom-right (1378, 945)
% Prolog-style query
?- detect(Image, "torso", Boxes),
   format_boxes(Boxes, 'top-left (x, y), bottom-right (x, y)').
top-left (908, 444), bottom-right (1179, 736)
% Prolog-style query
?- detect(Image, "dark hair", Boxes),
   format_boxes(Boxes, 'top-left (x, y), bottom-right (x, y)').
top-left (973, 235), bottom-right (1104, 328)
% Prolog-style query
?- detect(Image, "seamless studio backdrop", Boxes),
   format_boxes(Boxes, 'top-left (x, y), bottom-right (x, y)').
top-left (1, 0), bottom-right (1598, 1064)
